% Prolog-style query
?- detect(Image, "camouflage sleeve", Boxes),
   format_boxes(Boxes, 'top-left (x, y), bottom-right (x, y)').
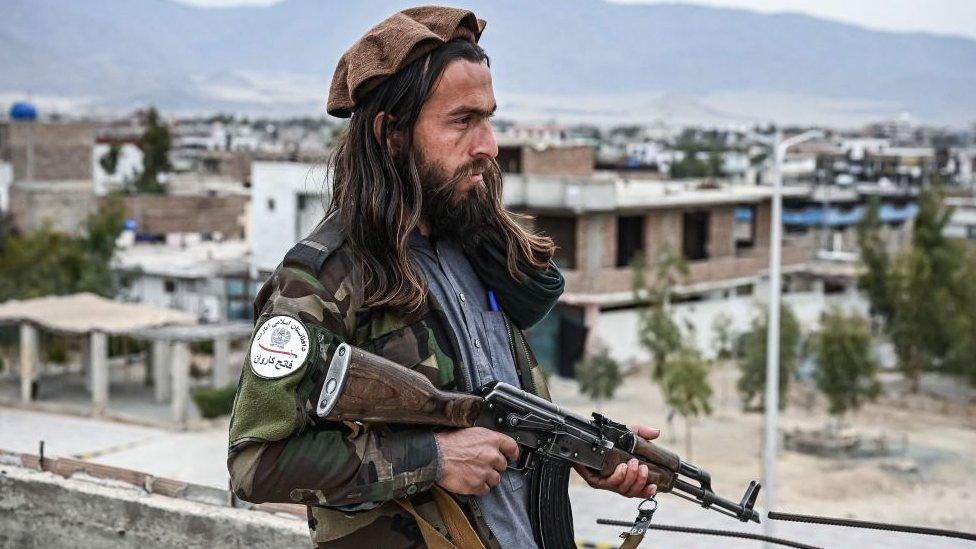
top-left (227, 260), bottom-right (442, 507)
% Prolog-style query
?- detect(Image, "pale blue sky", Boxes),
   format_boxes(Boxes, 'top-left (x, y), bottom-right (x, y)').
top-left (175, 0), bottom-right (976, 40)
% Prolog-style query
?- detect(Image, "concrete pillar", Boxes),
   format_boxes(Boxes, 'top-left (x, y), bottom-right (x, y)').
top-left (212, 336), bottom-right (230, 388)
top-left (19, 323), bottom-right (38, 403)
top-left (81, 336), bottom-right (92, 392)
top-left (171, 342), bottom-right (191, 424)
top-left (582, 303), bottom-right (601, 358)
top-left (151, 340), bottom-right (172, 403)
top-left (90, 331), bottom-right (109, 412)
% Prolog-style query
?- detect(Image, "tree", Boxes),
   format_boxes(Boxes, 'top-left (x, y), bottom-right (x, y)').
top-left (856, 185), bottom-right (976, 390)
top-left (576, 344), bottom-right (624, 412)
top-left (711, 312), bottom-right (734, 360)
top-left (736, 304), bottom-right (801, 412)
top-left (133, 107), bottom-right (172, 193)
top-left (660, 346), bottom-right (713, 459)
top-left (813, 308), bottom-right (881, 417)
top-left (0, 198), bottom-right (125, 300)
top-left (99, 144), bottom-right (122, 175)
top-left (632, 246), bottom-right (689, 378)
top-left (856, 197), bottom-right (893, 321)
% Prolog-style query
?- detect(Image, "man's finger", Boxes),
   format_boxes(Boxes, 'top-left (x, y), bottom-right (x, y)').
top-left (491, 452), bottom-right (507, 473)
top-left (630, 425), bottom-right (661, 440)
top-left (605, 462), bottom-right (628, 486)
top-left (497, 434), bottom-right (520, 462)
top-left (486, 469), bottom-right (501, 488)
top-left (616, 459), bottom-right (639, 491)
top-left (623, 463), bottom-right (647, 496)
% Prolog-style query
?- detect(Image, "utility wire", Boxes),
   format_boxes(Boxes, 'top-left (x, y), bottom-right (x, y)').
top-left (767, 511), bottom-right (976, 542)
top-left (595, 519), bottom-right (823, 549)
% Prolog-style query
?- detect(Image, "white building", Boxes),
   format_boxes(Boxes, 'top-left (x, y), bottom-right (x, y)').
top-left (113, 240), bottom-right (253, 322)
top-left (92, 142), bottom-right (143, 195)
top-left (250, 161), bottom-right (332, 275)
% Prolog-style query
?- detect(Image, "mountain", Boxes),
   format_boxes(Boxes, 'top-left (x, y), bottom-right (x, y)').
top-left (2, 0), bottom-right (975, 126)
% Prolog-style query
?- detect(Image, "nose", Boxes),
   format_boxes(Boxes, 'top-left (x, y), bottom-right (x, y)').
top-left (471, 119), bottom-right (498, 160)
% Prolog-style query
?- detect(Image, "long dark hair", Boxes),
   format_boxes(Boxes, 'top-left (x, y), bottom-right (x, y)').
top-left (327, 39), bottom-right (553, 314)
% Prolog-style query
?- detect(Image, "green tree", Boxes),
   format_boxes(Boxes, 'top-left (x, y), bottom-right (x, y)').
top-left (884, 187), bottom-right (964, 390)
top-left (576, 345), bottom-right (624, 412)
top-left (133, 107), bottom-right (171, 193)
top-left (944, 251), bottom-right (976, 384)
top-left (813, 308), bottom-right (882, 416)
top-left (0, 199), bottom-right (125, 300)
top-left (99, 144), bottom-right (122, 175)
top-left (632, 246), bottom-right (689, 378)
top-left (736, 304), bottom-right (801, 412)
top-left (661, 346), bottom-right (713, 459)
top-left (711, 312), bottom-right (734, 360)
top-left (856, 197), bottom-right (893, 321)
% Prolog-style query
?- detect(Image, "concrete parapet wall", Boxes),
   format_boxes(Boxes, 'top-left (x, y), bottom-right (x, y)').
top-left (0, 460), bottom-right (308, 548)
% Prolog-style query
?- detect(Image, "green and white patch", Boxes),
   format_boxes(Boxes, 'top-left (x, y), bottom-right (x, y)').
top-left (249, 315), bottom-right (310, 379)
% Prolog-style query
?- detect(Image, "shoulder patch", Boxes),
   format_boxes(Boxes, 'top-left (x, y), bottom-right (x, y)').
top-left (249, 315), bottom-right (311, 379)
top-left (284, 211), bottom-right (346, 273)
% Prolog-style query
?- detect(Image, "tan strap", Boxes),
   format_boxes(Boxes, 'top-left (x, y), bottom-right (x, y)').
top-left (431, 486), bottom-right (485, 549)
top-left (395, 486), bottom-right (485, 549)
top-left (618, 531), bottom-right (647, 549)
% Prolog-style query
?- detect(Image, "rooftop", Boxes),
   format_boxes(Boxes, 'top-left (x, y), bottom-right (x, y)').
top-left (0, 293), bottom-right (196, 335)
top-left (112, 240), bottom-right (250, 279)
top-left (503, 176), bottom-right (810, 212)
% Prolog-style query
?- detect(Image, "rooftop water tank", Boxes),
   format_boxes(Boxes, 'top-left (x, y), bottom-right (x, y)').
top-left (9, 102), bottom-right (38, 121)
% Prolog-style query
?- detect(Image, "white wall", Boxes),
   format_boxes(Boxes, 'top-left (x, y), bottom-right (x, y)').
top-left (92, 143), bottom-right (143, 196)
top-left (250, 162), bottom-right (331, 274)
top-left (593, 289), bottom-right (870, 365)
top-left (0, 161), bottom-right (11, 213)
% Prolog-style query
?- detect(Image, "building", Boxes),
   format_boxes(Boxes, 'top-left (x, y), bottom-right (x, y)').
top-left (0, 117), bottom-right (99, 234)
top-left (115, 193), bottom-right (248, 244)
top-left (250, 161), bottom-right (331, 275)
top-left (0, 119), bottom-right (95, 182)
top-left (945, 197), bottom-right (976, 242)
top-left (113, 240), bottom-right (254, 322)
top-left (504, 175), bottom-right (813, 374)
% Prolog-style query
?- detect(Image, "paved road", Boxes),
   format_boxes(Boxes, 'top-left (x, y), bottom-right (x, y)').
top-left (2, 407), bottom-right (971, 548)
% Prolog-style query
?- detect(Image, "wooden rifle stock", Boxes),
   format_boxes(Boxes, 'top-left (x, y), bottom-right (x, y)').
top-left (315, 343), bottom-right (483, 428)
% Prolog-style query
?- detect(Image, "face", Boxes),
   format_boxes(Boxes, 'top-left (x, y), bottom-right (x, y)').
top-left (412, 59), bottom-right (499, 199)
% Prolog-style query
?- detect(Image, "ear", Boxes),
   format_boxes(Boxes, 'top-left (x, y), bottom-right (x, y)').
top-left (372, 111), bottom-right (404, 155)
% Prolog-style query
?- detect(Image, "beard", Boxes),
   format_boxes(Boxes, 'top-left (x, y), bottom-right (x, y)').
top-left (414, 149), bottom-right (502, 249)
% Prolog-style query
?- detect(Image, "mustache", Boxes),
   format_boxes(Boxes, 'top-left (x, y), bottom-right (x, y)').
top-left (441, 157), bottom-right (492, 191)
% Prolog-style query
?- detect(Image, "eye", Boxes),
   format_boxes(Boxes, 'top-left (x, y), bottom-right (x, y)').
top-left (456, 115), bottom-right (473, 126)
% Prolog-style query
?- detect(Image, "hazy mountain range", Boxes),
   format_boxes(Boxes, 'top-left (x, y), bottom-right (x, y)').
top-left (3, 0), bottom-right (975, 127)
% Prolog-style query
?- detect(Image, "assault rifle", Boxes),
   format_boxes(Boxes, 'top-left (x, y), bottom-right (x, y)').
top-left (315, 343), bottom-right (761, 547)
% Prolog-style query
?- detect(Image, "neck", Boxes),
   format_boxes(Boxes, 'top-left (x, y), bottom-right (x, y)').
top-left (417, 218), bottom-right (431, 236)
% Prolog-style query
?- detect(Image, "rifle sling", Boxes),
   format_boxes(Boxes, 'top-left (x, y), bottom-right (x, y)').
top-left (396, 486), bottom-right (485, 549)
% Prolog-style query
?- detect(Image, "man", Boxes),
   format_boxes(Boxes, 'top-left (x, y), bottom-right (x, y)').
top-left (228, 6), bottom-right (660, 548)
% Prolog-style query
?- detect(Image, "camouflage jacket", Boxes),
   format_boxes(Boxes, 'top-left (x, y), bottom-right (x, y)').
top-left (227, 214), bottom-right (551, 548)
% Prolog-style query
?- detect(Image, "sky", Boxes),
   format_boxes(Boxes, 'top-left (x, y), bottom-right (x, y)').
top-left (175, 0), bottom-right (976, 40)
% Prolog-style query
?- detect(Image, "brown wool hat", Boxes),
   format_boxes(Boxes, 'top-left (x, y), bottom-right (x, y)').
top-left (327, 5), bottom-right (487, 118)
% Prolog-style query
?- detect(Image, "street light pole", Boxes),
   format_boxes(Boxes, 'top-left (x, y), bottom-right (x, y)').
top-left (763, 129), bottom-right (823, 544)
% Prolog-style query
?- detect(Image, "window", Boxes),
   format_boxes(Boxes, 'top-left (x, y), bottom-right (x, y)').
top-left (534, 215), bottom-right (577, 269)
top-left (226, 277), bottom-right (253, 320)
top-left (267, 197), bottom-right (275, 211)
top-left (163, 279), bottom-right (176, 293)
top-left (682, 211), bottom-right (710, 261)
top-left (497, 145), bottom-right (523, 173)
top-left (616, 215), bottom-right (644, 267)
top-left (734, 205), bottom-right (755, 250)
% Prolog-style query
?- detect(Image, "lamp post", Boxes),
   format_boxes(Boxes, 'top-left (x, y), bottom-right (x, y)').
top-left (763, 129), bottom-right (824, 543)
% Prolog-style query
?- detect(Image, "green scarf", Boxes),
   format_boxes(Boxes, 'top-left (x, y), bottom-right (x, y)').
top-left (467, 244), bottom-right (565, 330)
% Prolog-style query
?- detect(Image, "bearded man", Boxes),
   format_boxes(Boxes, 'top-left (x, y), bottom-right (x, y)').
top-left (228, 6), bottom-right (660, 548)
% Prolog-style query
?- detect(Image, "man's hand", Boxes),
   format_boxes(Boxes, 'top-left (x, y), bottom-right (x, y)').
top-left (435, 427), bottom-right (519, 496)
top-left (573, 425), bottom-right (661, 499)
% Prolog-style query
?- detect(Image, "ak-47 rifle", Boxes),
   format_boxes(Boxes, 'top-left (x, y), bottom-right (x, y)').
top-left (315, 343), bottom-right (761, 548)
